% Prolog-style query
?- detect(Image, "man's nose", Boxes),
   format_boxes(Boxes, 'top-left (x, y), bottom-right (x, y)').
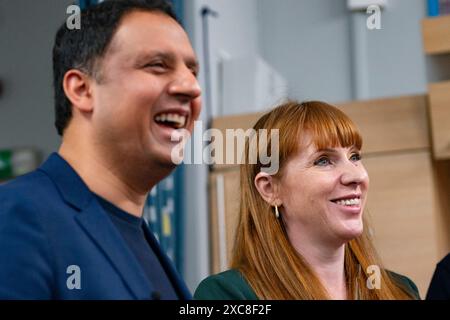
top-left (340, 161), bottom-right (368, 186)
top-left (168, 67), bottom-right (202, 100)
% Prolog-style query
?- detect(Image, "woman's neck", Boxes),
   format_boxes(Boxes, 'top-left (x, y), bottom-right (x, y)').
top-left (287, 227), bottom-right (348, 299)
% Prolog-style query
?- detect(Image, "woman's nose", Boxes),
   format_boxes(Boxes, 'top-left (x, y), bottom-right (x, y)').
top-left (340, 161), bottom-right (369, 186)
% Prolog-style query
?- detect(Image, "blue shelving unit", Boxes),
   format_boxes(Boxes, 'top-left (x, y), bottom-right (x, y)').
top-left (427, 0), bottom-right (450, 16)
top-left (143, 165), bottom-right (184, 272)
top-left (428, 0), bottom-right (440, 16)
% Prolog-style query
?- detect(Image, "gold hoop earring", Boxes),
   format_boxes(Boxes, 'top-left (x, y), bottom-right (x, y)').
top-left (274, 205), bottom-right (280, 219)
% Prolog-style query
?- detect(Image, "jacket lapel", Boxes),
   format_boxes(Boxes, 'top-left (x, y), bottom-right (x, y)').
top-left (39, 153), bottom-right (153, 299)
top-left (75, 200), bottom-right (154, 299)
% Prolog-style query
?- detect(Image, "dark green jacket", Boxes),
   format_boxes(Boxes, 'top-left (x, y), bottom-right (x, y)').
top-left (194, 269), bottom-right (420, 300)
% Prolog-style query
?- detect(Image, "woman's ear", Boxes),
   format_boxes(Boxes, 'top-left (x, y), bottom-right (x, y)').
top-left (254, 171), bottom-right (280, 205)
top-left (63, 69), bottom-right (94, 113)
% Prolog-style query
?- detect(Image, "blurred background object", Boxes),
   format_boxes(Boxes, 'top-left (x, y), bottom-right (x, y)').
top-left (427, 0), bottom-right (450, 16)
top-left (0, 148), bottom-right (40, 181)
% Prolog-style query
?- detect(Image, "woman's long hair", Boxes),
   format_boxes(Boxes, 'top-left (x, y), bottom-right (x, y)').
top-left (231, 101), bottom-right (414, 300)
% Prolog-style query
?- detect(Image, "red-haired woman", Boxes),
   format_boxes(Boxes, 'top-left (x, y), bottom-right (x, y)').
top-left (195, 101), bottom-right (419, 300)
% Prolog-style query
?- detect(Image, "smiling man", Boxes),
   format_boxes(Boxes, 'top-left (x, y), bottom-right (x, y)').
top-left (0, 0), bottom-right (201, 299)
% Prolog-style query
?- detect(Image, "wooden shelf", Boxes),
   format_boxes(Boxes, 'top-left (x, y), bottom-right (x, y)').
top-left (428, 81), bottom-right (450, 160)
top-left (422, 15), bottom-right (450, 55)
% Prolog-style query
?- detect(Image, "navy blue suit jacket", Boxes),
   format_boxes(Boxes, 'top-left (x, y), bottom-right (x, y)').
top-left (0, 153), bottom-right (191, 300)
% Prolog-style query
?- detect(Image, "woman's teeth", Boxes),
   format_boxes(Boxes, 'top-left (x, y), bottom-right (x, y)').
top-left (334, 198), bottom-right (360, 206)
top-left (155, 113), bottom-right (186, 129)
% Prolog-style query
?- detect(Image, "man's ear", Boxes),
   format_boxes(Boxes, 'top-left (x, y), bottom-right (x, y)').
top-left (254, 171), bottom-right (280, 206)
top-left (63, 69), bottom-right (94, 113)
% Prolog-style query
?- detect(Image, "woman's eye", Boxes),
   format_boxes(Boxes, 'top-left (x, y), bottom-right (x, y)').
top-left (314, 157), bottom-right (331, 166)
top-left (350, 153), bottom-right (362, 162)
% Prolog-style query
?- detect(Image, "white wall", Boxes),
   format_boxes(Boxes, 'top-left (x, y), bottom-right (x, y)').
top-left (183, 0), bottom-right (260, 291)
top-left (258, 0), bottom-right (354, 102)
top-left (0, 0), bottom-right (71, 157)
top-left (365, 0), bottom-right (428, 98)
top-left (258, 0), bottom-right (429, 103)
top-left (184, 0), bottom-right (260, 118)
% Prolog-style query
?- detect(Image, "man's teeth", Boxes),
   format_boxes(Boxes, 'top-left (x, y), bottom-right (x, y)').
top-left (155, 113), bottom-right (186, 128)
top-left (334, 198), bottom-right (360, 206)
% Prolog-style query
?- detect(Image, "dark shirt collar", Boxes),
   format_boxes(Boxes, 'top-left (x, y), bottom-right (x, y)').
top-left (94, 194), bottom-right (143, 228)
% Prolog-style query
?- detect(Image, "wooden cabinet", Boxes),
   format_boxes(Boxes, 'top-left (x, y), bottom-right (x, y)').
top-left (422, 15), bottom-right (450, 55)
top-left (209, 171), bottom-right (240, 273)
top-left (428, 81), bottom-right (450, 159)
top-left (422, 16), bottom-right (450, 160)
top-left (336, 95), bottom-right (429, 154)
top-left (363, 151), bottom-right (442, 295)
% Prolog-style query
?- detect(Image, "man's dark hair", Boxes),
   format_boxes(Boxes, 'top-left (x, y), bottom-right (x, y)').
top-left (53, 0), bottom-right (178, 136)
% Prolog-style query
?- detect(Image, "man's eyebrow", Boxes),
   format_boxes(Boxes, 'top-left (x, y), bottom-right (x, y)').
top-left (135, 51), bottom-right (199, 71)
top-left (134, 51), bottom-right (174, 63)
